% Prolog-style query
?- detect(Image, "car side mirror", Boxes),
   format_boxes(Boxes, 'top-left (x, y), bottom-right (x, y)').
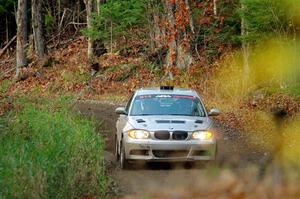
top-left (115, 107), bottom-right (127, 115)
top-left (208, 108), bottom-right (220, 116)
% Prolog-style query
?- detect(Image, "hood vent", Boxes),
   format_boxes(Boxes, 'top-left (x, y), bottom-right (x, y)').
top-left (156, 120), bottom-right (170, 124)
top-left (171, 120), bottom-right (185, 124)
top-left (136, 119), bottom-right (146, 123)
top-left (195, 120), bottom-right (203, 124)
top-left (156, 120), bottom-right (185, 124)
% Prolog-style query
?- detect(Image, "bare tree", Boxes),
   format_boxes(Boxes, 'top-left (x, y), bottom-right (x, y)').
top-left (5, 14), bottom-right (9, 44)
top-left (213, 0), bottom-right (218, 16)
top-left (32, 0), bottom-right (46, 58)
top-left (185, 0), bottom-right (195, 34)
top-left (146, 0), bottom-right (164, 51)
top-left (241, 1), bottom-right (250, 82)
top-left (96, 0), bottom-right (101, 14)
top-left (84, 0), bottom-right (94, 62)
top-left (164, 0), bottom-right (193, 70)
top-left (16, 0), bottom-right (27, 78)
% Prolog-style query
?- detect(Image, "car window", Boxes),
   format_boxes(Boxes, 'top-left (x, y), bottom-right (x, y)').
top-left (125, 93), bottom-right (134, 113)
top-left (130, 94), bottom-right (206, 117)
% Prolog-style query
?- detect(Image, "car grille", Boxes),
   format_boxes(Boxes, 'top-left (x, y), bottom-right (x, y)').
top-left (130, 149), bottom-right (149, 156)
top-left (154, 131), bottom-right (188, 140)
top-left (156, 120), bottom-right (185, 124)
top-left (191, 150), bottom-right (209, 156)
top-left (152, 150), bottom-right (189, 158)
top-left (172, 131), bottom-right (188, 140)
top-left (154, 131), bottom-right (170, 140)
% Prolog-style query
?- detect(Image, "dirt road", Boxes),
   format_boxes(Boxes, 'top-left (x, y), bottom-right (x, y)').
top-left (75, 100), bottom-right (266, 198)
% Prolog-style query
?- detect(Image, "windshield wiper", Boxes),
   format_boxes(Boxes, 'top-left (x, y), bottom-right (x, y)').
top-left (133, 114), bottom-right (154, 116)
top-left (132, 114), bottom-right (204, 116)
top-left (166, 114), bottom-right (193, 116)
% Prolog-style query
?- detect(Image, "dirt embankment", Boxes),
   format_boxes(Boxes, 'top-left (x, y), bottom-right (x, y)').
top-left (75, 100), bottom-right (271, 198)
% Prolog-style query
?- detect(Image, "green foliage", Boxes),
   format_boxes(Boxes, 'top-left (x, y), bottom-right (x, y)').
top-left (103, 63), bottom-right (138, 81)
top-left (84, 0), bottom-right (146, 41)
top-left (0, 98), bottom-right (109, 198)
top-left (0, 0), bottom-right (17, 45)
top-left (0, 0), bottom-right (16, 15)
top-left (0, 79), bottom-right (12, 95)
top-left (61, 69), bottom-right (89, 84)
top-left (284, 84), bottom-right (300, 97)
top-left (193, 0), bottom-right (241, 63)
top-left (45, 11), bottom-right (55, 34)
top-left (264, 84), bottom-right (300, 97)
top-left (241, 0), bottom-right (294, 42)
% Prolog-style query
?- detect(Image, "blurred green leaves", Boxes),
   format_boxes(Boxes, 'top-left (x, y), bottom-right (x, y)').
top-left (0, 98), bottom-right (109, 198)
top-left (83, 0), bottom-right (146, 41)
top-left (0, 0), bottom-right (16, 15)
top-left (241, 0), bottom-right (296, 43)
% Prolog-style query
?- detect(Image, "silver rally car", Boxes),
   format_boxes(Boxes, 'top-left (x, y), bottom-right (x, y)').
top-left (115, 86), bottom-right (220, 169)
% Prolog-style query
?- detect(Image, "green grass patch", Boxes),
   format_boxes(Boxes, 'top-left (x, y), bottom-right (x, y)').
top-left (0, 97), bottom-right (110, 198)
top-left (103, 63), bottom-right (138, 81)
top-left (263, 84), bottom-right (300, 97)
top-left (284, 83), bottom-right (300, 97)
top-left (61, 69), bottom-right (90, 84)
top-left (0, 79), bottom-right (13, 95)
top-left (115, 65), bottom-right (138, 81)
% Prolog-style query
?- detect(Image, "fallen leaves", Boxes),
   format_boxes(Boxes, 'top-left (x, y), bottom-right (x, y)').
top-left (0, 35), bottom-right (299, 119)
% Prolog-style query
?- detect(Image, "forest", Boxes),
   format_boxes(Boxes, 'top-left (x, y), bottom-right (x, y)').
top-left (0, 0), bottom-right (300, 198)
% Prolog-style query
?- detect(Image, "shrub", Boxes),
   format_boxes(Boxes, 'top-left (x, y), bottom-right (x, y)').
top-left (241, 0), bottom-right (295, 42)
top-left (83, 0), bottom-right (146, 42)
top-left (0, 98), bottom-right (109, 198)
top-left (0, 79), bottom-right (12, 95)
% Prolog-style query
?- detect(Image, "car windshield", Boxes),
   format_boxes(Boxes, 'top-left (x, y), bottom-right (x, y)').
top-left (130, 94), bottom-right (206, 117)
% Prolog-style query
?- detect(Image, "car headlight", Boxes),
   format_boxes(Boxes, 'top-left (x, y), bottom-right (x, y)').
top-left (192, 131), bottom-right (214, 140)
top-left (128, 130), bottom-right (150, 139)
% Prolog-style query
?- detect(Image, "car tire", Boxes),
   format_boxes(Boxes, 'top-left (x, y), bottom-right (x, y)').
top-left (214, 142), bottom-right (225, 167)
top-left (115, 136), bottom-right (120, 161)
top-left (120, 142), bottom-right (130, 169)
top-left (194, 160), bottom-right (209, 168)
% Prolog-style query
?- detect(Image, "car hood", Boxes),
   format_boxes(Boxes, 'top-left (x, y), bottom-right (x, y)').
top-left (127, 115), bottom-right (212, 131)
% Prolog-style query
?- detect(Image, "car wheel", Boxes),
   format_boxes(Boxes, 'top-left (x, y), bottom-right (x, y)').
top-left (115, 135), bottom-right (120, 161)
top-left (194, 160), bottom-right (210, 168)
top-left (120, 142), bottom-right (130, 169)
top-left (214, 142), bottom-right (224, 167)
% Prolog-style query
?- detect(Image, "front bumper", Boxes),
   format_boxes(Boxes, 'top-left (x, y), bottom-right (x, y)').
top-left (124, 137), bottom-right (217, 162)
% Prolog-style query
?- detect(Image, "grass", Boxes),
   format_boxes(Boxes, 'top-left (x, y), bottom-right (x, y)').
top-left (284, 83), bottom-right (300, 97)
top-left (61, 69), bottom-right (90, 85)
top-left (0, 79), bottom-right (12, 95)
top-left (103, 63), bottom-right (139, 81)
top-left (262, 83), bottom-right (300, 97)
top-left (0, 97), bottom-right (110, 198)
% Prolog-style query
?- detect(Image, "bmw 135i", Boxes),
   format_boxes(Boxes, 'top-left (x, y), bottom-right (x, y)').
top-left (115, 86), bottom-right (220, 169)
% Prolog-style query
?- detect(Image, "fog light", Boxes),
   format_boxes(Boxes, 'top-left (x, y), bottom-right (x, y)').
top-left (128, 130), bottom-right (150, 139)
top-left (192, 131), bottom-right (213, 140)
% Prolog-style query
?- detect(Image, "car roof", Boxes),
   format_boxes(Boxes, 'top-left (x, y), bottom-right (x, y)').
top-left (135, 87), bottom-right (198, 96)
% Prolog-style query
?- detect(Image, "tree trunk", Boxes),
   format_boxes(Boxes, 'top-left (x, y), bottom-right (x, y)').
top-left (32, 0), bottom-right (46, 58)
top-left (241, 2), bottom-right (250, 82)
top-left (147, 1), bottom-right (164, 50)
top-left (96, 0), bottom-right (101, 14)
top-left (58, 0), bottom-right (61, 26)
top-left (16, 0), bottom-right (27, 78)
top-left (164, 0), bottom-right (193, 70)
top-left (85, 0), bottom-right (94, 62)
top-left (165, 0), bottom-right (177, 69)
top-left (185, 0), bottom-right (195, 34)
top-left (213, 0), bottom-right (218, 16)
top-left (110, 19), bottom-right (113, 53)
top-left (6, 14), bottom-right (9, 44)
top-left (23, 0), bottom-right (28, 45)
